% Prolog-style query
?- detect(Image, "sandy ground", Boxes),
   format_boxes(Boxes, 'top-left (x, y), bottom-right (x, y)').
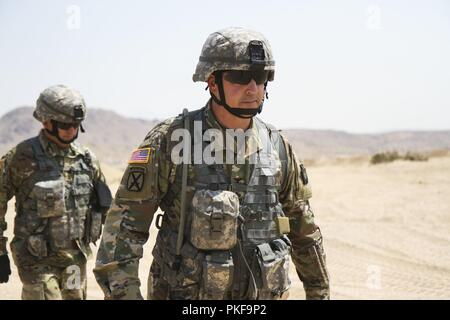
top-left (1, 155), bottom-right (450, 300)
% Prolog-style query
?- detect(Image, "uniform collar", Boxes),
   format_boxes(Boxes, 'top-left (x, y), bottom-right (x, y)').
top-left (38, 130), bottom-right (80, 158)
top-left (203, 100), bottom-right (263, 157)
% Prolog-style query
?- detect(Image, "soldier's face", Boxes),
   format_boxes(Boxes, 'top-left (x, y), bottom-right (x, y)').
top-left (57, 125), bottom-right (79, 142)
top-left (43, 121), bottom-right (79, 144)
top-left (209, 72), bottom-right (265, 109)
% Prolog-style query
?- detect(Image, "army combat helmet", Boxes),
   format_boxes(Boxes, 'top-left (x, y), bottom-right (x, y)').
top-left (193, 27), bottom-right (275, 119)
top-left (34, 84), bottom-right (86, 144)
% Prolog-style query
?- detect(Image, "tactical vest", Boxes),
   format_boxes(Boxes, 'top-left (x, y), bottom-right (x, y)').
top-left (152, 109), bottom-right (292, 300)
top-left (12, 136), bottom-right (100, 263)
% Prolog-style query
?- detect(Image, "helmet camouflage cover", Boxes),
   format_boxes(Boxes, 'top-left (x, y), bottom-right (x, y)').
top-left (34, 85), bottom-right (86, 123)
top-left (193, 27), bottom-right (275, 82)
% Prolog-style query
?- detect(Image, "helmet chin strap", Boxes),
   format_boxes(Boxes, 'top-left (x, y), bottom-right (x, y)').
top-left (46, 120), bottom-right (79, 144)
top-left (210, 71), bottom-right (268, 119)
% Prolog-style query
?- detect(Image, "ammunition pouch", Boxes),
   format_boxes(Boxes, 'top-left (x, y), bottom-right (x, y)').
top-left (33, 179), bottom-right (66, 219)
top-left (252, 235), bottom-right (292, 299)
top-left (26, 234), bottom-right (48, 258)
top-left (200, 251), bottom-right (234, 300)
top-left (190, 189), bottom-right (239, 250)
top-left (32, 178), bottom-right (72, 251)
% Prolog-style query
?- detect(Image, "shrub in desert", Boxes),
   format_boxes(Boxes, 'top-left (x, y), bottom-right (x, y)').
top-left (371, 150), bottom-right (429, 164)
top-left (403, 151), bottom-right (428, 162)
top-left (370, 151), bottom-right (401, 164)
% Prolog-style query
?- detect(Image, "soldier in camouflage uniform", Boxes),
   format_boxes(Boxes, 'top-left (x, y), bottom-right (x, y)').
top-left (94, 27), bottom-right (330, 300)
top-left (0, 85), bottom-right (112, 299)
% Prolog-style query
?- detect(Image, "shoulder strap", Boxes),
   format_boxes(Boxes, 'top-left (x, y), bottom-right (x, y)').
top-left (71, 142), bottom-right (95, 179)
top-left (254, 118), bottom-right (288, 191)
top-left (28, 136), bottom-right (48, 171)
top-left (175, 108), bottom-right (191, 260)
top-left (82, 148), bottom-right (95, 176)
top-left (15, 137), bottom-right (59, 204)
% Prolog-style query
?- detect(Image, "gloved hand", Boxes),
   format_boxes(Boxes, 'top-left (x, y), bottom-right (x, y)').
top-left (0, 254), bottom-right (11, 283)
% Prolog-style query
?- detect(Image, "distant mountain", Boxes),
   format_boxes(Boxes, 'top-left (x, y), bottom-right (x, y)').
top-left (0, 107), bottom-right (159, 167)
top-left (1, 107), bottom-right (449, 165)
top-left (281, 129), bottom-right (450, 159)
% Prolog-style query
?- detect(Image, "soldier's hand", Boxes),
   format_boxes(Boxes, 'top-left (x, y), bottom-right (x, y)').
top-left (0, 254), bottom-right (11, 283)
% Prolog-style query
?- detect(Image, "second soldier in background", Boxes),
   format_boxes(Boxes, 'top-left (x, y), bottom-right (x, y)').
top-left (0, 85), bottom-right (112, 299)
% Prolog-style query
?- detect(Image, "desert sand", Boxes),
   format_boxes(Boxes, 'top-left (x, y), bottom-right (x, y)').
top-left (1, 154), bottom-right (450, 300)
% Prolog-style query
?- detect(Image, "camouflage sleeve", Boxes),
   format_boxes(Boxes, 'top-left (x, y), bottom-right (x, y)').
top-left (0, 149), bottom-right (16, 256)
top-left (94, 120), bottom-right (173, 300)
top-left (90, 151), bottom-right (107, 185)
top-left (279, 136), bottom-right (330, 300)
top-left (88, 150), bottom-right (110, 215)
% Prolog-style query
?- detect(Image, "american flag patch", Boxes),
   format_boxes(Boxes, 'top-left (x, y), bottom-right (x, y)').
top-left (128, 148), bottom-right (152, 164)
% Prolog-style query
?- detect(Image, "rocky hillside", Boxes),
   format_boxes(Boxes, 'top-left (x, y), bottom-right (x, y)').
top-left (0, 107), bottom-right (158, 167)
top-left (1, 107), bottom-right (449, 165)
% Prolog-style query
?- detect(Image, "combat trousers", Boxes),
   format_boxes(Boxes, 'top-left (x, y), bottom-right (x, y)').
top-left (17, 262), bottom-right (87, 300)
top-left (147, 261), bottom-right (289, 300)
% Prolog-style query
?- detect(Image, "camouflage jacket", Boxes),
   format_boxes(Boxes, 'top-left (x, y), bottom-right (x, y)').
top-left (95, 103), bottom-right (330, 300)
top-left (0, 130), bottom-right (107, 267)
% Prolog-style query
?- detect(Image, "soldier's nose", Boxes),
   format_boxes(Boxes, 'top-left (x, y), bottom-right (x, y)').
top-left (66, 127), bottom-right (78, 135)
top-left (245, 79), bottom-right (258, 94)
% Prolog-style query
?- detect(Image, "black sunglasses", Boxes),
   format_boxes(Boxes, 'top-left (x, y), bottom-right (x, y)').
top-left (223, 70), bottom-right (269, 85)
top-left (55, 121), bottom-right (81, 130)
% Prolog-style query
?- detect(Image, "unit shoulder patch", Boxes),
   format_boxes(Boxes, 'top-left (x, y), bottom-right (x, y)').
top-left (126, 167), bottom-right (146, 192)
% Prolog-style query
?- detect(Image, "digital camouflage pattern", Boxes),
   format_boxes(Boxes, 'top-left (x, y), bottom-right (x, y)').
top-left (0, 130), bottom-right (108, 299)
top-left (200, 251), bottom-right (234, 299)
top-left (94, 104), bottom-right (330, 300)
top-left (255, 238), bottom-right (291, 297)
top-left (18, 263), bottom-right (87, 300)
top-left (193, 27), bottom-right (275, 82)
top-left (190, 189), bottom-right (239, 250)
top-left (33, 85), bottom-right (86, 123)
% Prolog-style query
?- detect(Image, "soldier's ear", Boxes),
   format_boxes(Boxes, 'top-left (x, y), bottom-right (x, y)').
top-left (207, 75), bottom-right (217, 91)
top-left (42, 120), bottom-right (52, 131)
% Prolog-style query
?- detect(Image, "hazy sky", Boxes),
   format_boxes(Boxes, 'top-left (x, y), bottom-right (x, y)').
top-left (1, 0), bottom-right (449, 133)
